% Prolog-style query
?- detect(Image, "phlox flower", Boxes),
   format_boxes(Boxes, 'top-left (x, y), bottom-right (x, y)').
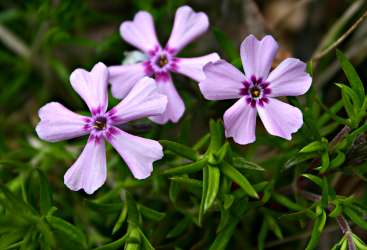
top-left (36, 63), bottom-right (167, 194)
top-left (199, 35), bottom-right (312, 144)
top-left (109, 5), bottom-right (220, 124)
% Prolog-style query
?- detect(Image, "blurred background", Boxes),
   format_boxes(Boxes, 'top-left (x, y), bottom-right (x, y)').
top-left (0, 0), bottom-right (367, 249)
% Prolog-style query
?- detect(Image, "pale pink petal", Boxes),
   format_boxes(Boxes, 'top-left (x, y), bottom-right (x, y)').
top-left (223, 98), bottom-right (257, 145)
top-left (70, 62), bottom-right (109, 115)
top-left (166, 5), bottom-right (209, 53)
top-left (120, 11), bottom-right (160, 54)
top-left (36, 102), bottom-right (90, 142)
top-left (64, 138), bottom-right (106, 194)
top-left (108, 77), bottom-right (167, 124)
top-left (240, 35), bottom-right (279, 80)
top-left (266, 58), bottom-right (312, 97)
top-left (257, 98), bottom-right (303, 140)
top-left (149, 75), bottom-right (185, 124)
top-left (199, 60), bottom-right (245, 100)
top-left (175, 53), bottom-right (220, 81)
top-left (108, 63), bottom-right (147, 99)
top-left (108, 127), bottom-right (163, 179)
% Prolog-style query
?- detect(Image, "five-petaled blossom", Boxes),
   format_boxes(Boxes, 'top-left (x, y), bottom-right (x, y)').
top-left (36, 63), bottom-right (167, 194)
top-left (109, 5), bottom-right (220, 124)
top-left (199, 35), bottom-right (312, 145)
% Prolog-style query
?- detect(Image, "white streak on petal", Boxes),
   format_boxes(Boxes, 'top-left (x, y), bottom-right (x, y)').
top-left (240, 35), bottom-right (278, 80)
top-left (108, 128), bottom-right (163, 179)
top-left (109, 63), bottom-right (147, 99)
top-left (120, 11), bottom-right (161, 54)
top-left (257, 98), bottom-right (303, 140)
top-left (223, 98), bottom-right (257, 145)
top-left (166, 5), bottom-right (209, 53)
top-left (109, 77), bottom-right (167, 124)
top-left (64, 138), bottom-right (107, 195)
top-left (266, 58), bottom-right (312, 97)
top-left (149, 75), bottom-right (184, 124)
top-left (199, 60), bottom-right (245, 100)
top-left (36, 102), bottom-right (89, 142)
top-left (175, 53), bottom-right (220, 81)
top-left (70, 62), bottom-right (109, 114)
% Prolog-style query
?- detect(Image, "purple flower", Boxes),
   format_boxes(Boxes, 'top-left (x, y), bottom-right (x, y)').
top-left (109, 5), bottom-right (220, 124)
top-left (36, 63), bottom-right (167, 194)
top-left (199, 35), bottom-right (312, 145)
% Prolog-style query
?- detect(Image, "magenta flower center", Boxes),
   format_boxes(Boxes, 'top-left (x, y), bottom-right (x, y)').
top-left (250, 86), bottom-right (261, 98)
top-left (93, 116), bottom-right (107, 130)
top-left (144, 46), bottom-right (179, 82)
top-left (155, 55), bottom-right (169, 68)
top-left (240, 75), bottom-right (271, 108)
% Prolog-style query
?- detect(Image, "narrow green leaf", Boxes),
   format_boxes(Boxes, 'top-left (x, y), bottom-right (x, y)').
top-left (160, 140), bottom-right (198, 161)
top-left (92, 234), bottom-right (128, 250)
top-left (329, 202), bottom-right (342, 218)
top-left (265, 215), bottom-right (283, 239)
top-left (305, 209), bottom-right (326, 250)
top-left (208, 120), bottom-right (224, 152)
top-left (336, 49), bottom-right (365, 103)
top-left (169, 181), bottom-right (180, 204)
top-left (330, 151), bottom-right (346, 169)
top-left (136, 228), bottom-right (154, 250)
top-left (302, 174), bottom-right (323, 188)
top-left (170, 176), bottom-right (203, 188)
top-left (344, 207), bottom-right (367, 230)
top-left (321, 178), bottom-right (329, 209)
top-left (166, 216), bottom-right (191, 238)
top-left (300, 141), bottom-right (324, 153)
top-left (220, 162), bottom-right (258, 199)
top-left (35, 169), bottom-right (52, 215)
top-left (352, 234), bottom-right (367, 250)
top-left (232, 157), bottom-right (265, 171)
top-left (161, 158), bottom-right (207, 176)
top-left (46, 216), bottom-right (87, 248)
top-left (204, 165), bottom-right (220, 211)
top-left (112, 202), bottom-right (128, 235)
top-left (258, 219), bottom-right (269, 250)
top-left (223, 194), bottom-right (235, 210)
top-left (213, 142), bottom-right (230, 164)
top-left (199, 166), bottom-right (209, 225)
top-left (272, 193), bottom-right (304, 211)
top-left (193, 133), bottom-right (210, 151)
top-left (138, 204), bottom-right (165, 221)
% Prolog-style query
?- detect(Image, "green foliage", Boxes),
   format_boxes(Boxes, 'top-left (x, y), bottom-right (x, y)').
top-left (1, 0), bottom-right (367, 249)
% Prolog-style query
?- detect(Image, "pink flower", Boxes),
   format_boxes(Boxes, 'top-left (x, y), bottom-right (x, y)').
top-left (36, 63), bottom-right (167, 194)
top-left (199, 35), bottom-right (312, 145)
top-left (109, 6), bottom-right (220, 124)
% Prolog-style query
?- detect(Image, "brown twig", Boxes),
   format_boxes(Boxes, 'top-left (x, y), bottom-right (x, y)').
top-left (312, 10), bottom-right (367, 61)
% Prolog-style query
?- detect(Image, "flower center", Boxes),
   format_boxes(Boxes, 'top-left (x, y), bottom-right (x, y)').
top-left (250, 86), bottom-right (261, 98)
top-left (93, 116), bottom-right (107, 130)
top-left (155, 55), bottom-right (169, 68)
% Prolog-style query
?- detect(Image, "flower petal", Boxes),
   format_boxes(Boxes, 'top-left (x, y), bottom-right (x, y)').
top-left (109, 63), bottom-right (147, 99)
top-left (70, 62), bottom-right (109, 115)
top-left (108, 77), bottom-right (167, 124)
top-left (257, 98), bottom-right (303, 140)
top-left (223, 98), bottom-right (257, 145)
top-left (199, 60), bottom-right (245, 100)
top-left (175, 53), bottom-right (220, 81)
top-left (166, 5), bottom-right (209, 53)
top-left (120, 11), bottom-right (160, 54)
top-left (108, 127), bottom-right (163, 179)
top-left (64, 137), bottom-right (107, 194)
top-left (149, 75), bottom-right (185, 124)
top-left (266, 58), bottom-right (312, 97)
top-left (240, 35), bottom-right (278, 80)
top-left (36, 102), bottom-right (90, 142)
